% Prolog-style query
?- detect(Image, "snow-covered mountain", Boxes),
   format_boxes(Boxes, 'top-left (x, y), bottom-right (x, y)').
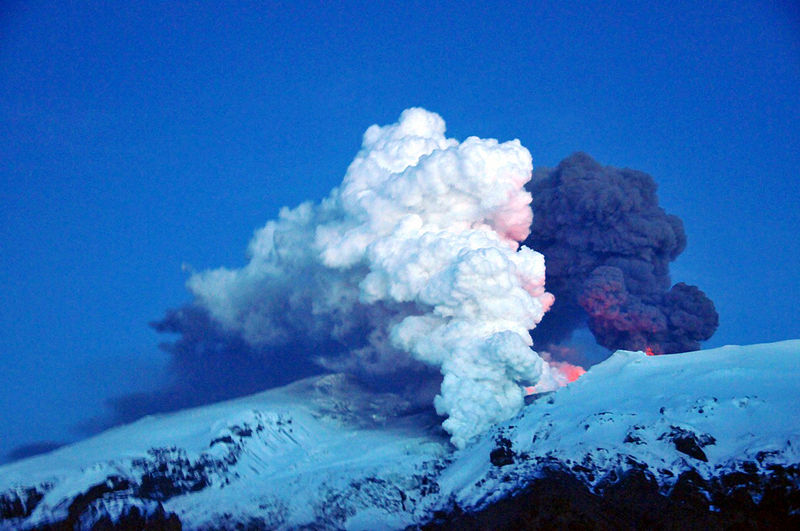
top-left (2, 340), bottom-right (799, 529)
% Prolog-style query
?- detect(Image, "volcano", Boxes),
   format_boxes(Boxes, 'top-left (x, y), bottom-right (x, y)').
top-left (1, 340), bottom-right (798, 529)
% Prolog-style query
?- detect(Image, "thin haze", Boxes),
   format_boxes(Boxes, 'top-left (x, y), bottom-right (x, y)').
top-left (1, 1), bottom-right (798, 461)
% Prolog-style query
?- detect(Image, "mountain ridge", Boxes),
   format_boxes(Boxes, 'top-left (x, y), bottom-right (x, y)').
top-left (2, 340), bottom-right (798, 529)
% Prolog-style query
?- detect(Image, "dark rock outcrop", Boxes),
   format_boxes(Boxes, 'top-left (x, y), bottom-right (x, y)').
top-left (0, 487), bottom-right (45, 520)
top-left (420, 463), bottom-right (800, 530)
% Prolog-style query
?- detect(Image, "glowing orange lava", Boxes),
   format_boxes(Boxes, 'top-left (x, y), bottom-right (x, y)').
top-left (558, 362), bottom-right (587, 382)
top-left (524, 359), bottom-right (587, 395)
top-left (645, 346), bottom-right (655, 356)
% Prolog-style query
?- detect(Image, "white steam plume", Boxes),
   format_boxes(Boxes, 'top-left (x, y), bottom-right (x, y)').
top-left (188, 108), bottom-right (555, 448)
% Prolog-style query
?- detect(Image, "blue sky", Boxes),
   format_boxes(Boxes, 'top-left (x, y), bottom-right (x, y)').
top-left (1, 1), bottom-right (798, 461)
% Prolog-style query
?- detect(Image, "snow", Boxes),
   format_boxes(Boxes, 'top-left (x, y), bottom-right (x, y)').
top-left (438, 340), bottom-right (800, 508)
top-left (1, 340), bottom-right (799, 529)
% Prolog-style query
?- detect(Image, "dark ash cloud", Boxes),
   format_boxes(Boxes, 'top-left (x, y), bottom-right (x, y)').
top-left (4, 442), bottom-right (64, 464)
top-left (524, 152), bottom-right (718, 354)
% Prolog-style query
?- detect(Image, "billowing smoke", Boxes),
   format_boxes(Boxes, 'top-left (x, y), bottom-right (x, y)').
top-left (106, 305), bottom-right (324, 425)
top-left (525, 350), bottom-right (586, 395)
top-left (95, 118), bottom-right (717, 451)
top-left (131, 109), bottom-right (557, 448)
top-left (523, 152), bottom-right (718, 354)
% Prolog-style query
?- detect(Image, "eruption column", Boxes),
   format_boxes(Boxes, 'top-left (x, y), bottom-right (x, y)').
top-left (188, 108), bottom-right (555, 448)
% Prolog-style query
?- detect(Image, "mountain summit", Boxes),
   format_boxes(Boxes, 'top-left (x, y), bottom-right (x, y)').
top-left (2, 340), bottom-right (798, 529)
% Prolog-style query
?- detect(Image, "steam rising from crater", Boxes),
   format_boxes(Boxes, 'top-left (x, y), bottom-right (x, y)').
top-left (186, 108), bottom-right (554, 447)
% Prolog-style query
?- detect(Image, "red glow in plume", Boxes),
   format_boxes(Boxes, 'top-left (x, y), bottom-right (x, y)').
top-left (524, 352), bottom-right (587, 395)
top-left (555, 361), bottom-right (587, 382)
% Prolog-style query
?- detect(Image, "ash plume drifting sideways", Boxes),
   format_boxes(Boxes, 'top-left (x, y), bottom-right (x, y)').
top-left (142, 109), bottom-right (557, 448)
top-left (524, 153), bottom-right (718, 355)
